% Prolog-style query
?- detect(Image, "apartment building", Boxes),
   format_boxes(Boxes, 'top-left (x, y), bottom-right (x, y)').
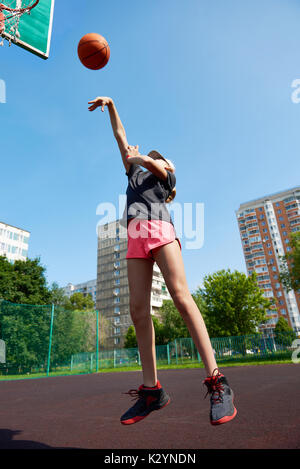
top-left (236, 186), bottom-right (300, 335)
top-left (63, 279), bottom-right (97, 306)
top-left (96, 220), bottom-right (172, 348)
top-left (0, 221), bottom-right (30, 262)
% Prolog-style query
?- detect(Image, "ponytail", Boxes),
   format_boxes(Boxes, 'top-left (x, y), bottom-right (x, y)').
top-left (166, 187), bottom-right (176, 204)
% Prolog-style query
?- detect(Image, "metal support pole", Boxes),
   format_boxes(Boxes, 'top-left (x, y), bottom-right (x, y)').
top-left (96, 310), bottom-right (99, 372)
top-left (46, 304), bottom-right (55, 377)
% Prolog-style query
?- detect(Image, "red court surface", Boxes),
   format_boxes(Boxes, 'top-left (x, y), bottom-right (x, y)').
top-left (0, 364), bottom-right (299, 449)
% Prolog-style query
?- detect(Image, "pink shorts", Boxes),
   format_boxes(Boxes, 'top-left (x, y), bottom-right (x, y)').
top-left (126, 219), bottom-right (181, 261)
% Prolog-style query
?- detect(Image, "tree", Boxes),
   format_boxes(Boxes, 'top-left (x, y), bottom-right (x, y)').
top-left (279, 232), bottom-right (300, 292)
top-left (124, 325), bottom-right (138, 348)
top-left (197, 269), bottom-right (272, 337)
top-left (124, 300), bottom-right (190, 348)
top-left (157, 300), bottom-right (190, 343)
top-left (64, 292), bottom-right (95, 312)
top-left (0, 256), bottom-right (51, 305)
top-left (274, 317), bottom-right (297, 347)
top-left (49, 282), bottom-right (69, 306)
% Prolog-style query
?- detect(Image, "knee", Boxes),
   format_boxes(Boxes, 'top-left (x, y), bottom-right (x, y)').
top-left (130, 300), bottom-right (151, 325)
top-left (171, 288), bottom-right (193, 318)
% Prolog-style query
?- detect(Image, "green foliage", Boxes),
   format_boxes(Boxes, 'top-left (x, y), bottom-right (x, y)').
top-left (279, 232), bottom-right (300, 292)
top-left (124, 300), bottom-right (190, 348)
top-left (51, 309), bottom-right (93, 365)
top-left (0, 301), bottom-right (52, 368)
top-left (64, 292), bottom-right (95, 312)
top-left (157, 300), bottom-right (190, 343)
top-left (274, 317), bottom-right (297, 347)
top-left (49, 282), bottom-right (69, 306)
top-left (124, 325), bottom-right (138, 348)
top-left (0, 256), bottom-right (51, 305)
top-left (196, 269), bottom-right (272, 337)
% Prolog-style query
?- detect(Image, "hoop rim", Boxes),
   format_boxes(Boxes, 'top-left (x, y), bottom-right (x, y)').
top-left (0, 0), bottom-right (39, 14)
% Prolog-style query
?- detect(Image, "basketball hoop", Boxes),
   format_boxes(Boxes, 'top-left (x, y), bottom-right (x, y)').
top-left (0, 0), bottom-right (39, 46)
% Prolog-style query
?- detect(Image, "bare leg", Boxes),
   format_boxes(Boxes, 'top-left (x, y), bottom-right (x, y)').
top-left (127, 258), bottom-right (157, 387)
top-left (152, 241), bottom-right (218, 376)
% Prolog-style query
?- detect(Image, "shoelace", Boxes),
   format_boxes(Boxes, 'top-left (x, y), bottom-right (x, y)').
top-left (123, 389), bottom-right (141, 401)
top-left (203, 369), bottom-right (225, 403)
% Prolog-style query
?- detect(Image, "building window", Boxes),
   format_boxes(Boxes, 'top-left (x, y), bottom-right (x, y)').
top-left (114, 307), bottom-right (120, 314)
top-left (114, 337), bottom-right (120, 345)
top-left (281, 224), bottom-right (285, 228)
top-left (277, 209), bottom-right (282, 214)
top-left (115, 279), bottom-right (120, 285)
top-left (114, 297), bottom-right (120, 304)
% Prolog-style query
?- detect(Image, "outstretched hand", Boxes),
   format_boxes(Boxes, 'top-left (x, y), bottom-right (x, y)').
top-left (88, 96), bottom-right (112, 112)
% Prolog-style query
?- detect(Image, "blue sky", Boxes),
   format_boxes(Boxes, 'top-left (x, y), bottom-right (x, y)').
top-left (1, 0), bottom-right (300, 292)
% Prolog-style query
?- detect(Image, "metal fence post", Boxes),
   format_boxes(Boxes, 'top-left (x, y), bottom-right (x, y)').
top-left (96, 310), bottom-right (99, 372)
top-left (46, 304), bottom-right (55, 377)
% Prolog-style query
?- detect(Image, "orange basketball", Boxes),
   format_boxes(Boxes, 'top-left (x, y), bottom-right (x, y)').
top-left (78, 33), bottom-right (110, 70)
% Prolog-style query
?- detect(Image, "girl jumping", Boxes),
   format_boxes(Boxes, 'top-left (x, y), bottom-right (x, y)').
top-left (88, 96), bottom-right (237, 426)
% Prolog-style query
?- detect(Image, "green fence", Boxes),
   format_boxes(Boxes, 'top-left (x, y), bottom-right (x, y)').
top-left (0, 300), bottom-right (296, 377)
top-left (0, 300), bottom-right (99, 376)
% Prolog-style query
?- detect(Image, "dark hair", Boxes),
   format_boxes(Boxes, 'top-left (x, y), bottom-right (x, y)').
top-left (166, 187), bottom-right (176, 203)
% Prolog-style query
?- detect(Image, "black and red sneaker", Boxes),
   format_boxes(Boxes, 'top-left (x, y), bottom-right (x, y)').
top-left (203, 369), bottom-right (237, 425)
top-left (120, 380), bottom-right (170, 425)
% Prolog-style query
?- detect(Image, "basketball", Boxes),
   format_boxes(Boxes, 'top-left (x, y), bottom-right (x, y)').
top-left (78, 33), bottom-right (110, 70)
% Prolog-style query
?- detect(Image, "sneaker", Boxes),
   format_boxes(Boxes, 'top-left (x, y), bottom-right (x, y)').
top-left (120, 380), bottom-right (170, 425)
top-left (203, 369), bottom-right (237, 425)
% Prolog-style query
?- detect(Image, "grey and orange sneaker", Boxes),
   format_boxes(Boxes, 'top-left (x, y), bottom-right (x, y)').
top-left (120, 380), bottom-right (170, 425)
top-left (203, 369), bottom-right (237, 425)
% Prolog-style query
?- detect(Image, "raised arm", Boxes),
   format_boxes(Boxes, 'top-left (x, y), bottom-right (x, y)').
top-left (126, 154), bottom-right (172, 181)
top-left (88, 96), bottom-right (130, 172)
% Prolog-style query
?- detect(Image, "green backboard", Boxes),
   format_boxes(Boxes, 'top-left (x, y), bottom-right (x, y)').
top-left (1, 0), bottom-right (55, 59)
